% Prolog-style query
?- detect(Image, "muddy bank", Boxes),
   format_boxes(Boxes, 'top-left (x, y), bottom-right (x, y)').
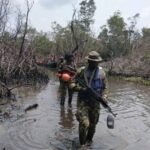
top-left (107, 76), bottom-right (150, 86)
top-left (103, 39), bottom-right (150, 81)
top-left (101, 61), bottom-right (150, 86)
top-left (99, 37), bottom-right (150, 82)
top-left (0, 65), bottom-right (49, 99)
top-left (0, 40), bottom-right (50, 98)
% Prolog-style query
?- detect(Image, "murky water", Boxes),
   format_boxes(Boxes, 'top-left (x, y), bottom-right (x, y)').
top-left (0, 72), bottom-right (150, 150)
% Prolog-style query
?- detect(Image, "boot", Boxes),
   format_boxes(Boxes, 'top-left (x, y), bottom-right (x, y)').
top-left (79, 124), bottom-right (87, 145)
top-left (86, 127), bottom-right (95, 144)
top-left (60, 98), bottom-right (65, 106)
top-left (68, 98), bottom-right (72, 106)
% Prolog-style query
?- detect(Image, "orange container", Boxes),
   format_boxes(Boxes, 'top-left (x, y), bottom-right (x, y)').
top-left (62, 73), bottom-right (71, 81)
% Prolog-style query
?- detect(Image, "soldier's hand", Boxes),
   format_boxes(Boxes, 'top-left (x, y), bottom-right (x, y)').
top-left (79, 87), bottom-right (91, 94)
top-left (69, 83), bottom-right (76, 89)
top-left (69, 83), bottom-right (82, 91)
top-left (80, 87), bottom-right (86, 92)
top-left (102, 94), bottom-right (108, 103)
top-left (103, 94), bottom-right (108, 99)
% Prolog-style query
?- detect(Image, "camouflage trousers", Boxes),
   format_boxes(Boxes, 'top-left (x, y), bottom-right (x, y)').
top-left (59, 80), bottom-right (73, 105)
top-left (76, 99), bottom-right (100, 145)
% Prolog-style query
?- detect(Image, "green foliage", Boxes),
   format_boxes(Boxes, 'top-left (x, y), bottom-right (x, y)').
top-left (107, 11), bottom-right (126, 35)
top-left (107, 11), bottom-right (127, 57)
top-left (124, 77), bottom-right (150, 86)
top-left (99, 11), bottom-right (139, 60)
top-left (141, 52), bottom-right (150, 64)
top-left (0, 31), bottom-right (11, 41)
top-left (79, 0), bottom-right (96, 32)
top-left (32, 34), bottom-right (53, 56)
top-left (142, 28), bottom-right (150, 38)
top-left (51, 22), bottom-right (73, 54)
top-left (46, 19), bottom-right (102, 62)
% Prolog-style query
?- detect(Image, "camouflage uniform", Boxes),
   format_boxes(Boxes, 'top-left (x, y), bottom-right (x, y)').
top-left (71, 51), bottom-right (107, 145)
top-left (57, 54), bottom-right (76, 106)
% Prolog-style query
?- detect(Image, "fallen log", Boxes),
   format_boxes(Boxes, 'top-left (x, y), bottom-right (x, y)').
top-left (24, 103), bottom-right (39, 112)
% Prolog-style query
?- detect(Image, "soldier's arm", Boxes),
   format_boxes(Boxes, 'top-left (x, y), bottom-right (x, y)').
top-left (57, 62), bottom-right (65, 72)
top-left (69, 67), bottom-right (85, 91)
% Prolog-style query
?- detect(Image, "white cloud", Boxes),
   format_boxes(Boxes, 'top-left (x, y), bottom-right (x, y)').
top-left (12, 0), bottom-right (150, 33)
top-left (93, 0), bottom-right (150, 34)
top-left (141, 7), bottom-right (150, 18)
top-left (138, 7), bottom-right (150, 29)
top-left (38, 0), bottom-right (77, 9)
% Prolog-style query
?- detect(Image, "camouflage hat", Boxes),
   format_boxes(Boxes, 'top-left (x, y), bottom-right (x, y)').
top-left (85, 51), bottom-right (102, 62)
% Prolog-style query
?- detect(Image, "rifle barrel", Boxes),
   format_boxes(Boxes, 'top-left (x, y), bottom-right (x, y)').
top-left (76, 77), bottom-right (117, 117)
top-left (65, 67), bottom-right (117, 117)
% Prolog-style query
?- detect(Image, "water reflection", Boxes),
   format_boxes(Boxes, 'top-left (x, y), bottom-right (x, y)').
top-left (1, 72), bottom-right (150, 150)
top-left (59, 106), bottom-right (74, 129)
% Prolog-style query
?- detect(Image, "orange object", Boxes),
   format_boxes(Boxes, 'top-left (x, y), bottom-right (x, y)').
top-left (62, 73), bottom-right (71, 81)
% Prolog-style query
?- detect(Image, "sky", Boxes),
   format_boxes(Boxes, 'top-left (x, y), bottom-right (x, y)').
top-left (14, 0), bottom-right (150, 35)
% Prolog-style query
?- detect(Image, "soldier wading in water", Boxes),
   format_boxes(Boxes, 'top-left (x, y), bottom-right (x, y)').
top-left (70, 51), bottom-right (107, 146)
top-left (57, 53), bottom-right (76, 106)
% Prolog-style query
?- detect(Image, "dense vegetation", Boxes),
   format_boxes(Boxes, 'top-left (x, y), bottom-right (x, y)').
top-left (0, 0), bottom-right (150, 97)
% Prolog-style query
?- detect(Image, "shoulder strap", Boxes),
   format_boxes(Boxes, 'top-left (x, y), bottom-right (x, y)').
top-left (84, 67), bottom-right (97, 87)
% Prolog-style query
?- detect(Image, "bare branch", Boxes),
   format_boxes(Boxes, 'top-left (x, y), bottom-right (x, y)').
top-left (19, 0), bottom-right (34, 57)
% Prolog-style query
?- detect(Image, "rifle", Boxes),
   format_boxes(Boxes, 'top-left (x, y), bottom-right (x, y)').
top-left (66, 66), bottom-right (117, 117)
top-left (75, 76), bottom-right (117, 117)
top-left (60, 66), bottom-right (117, 117)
